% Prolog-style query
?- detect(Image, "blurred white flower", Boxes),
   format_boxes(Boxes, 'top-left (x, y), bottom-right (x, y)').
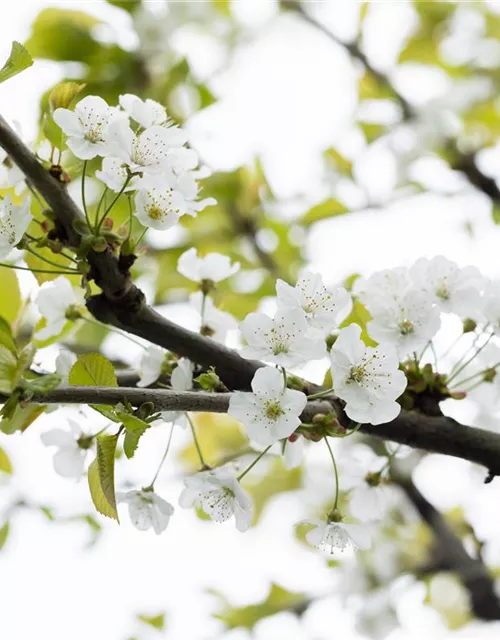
top-left (228, 366), bottom-right (307, 446)
top-left (330, 324), bottom-right (407, 425)
top-left (160, 358), bottom-right (194, 426)
top-left (119, 94), bottom-right (170, 128)
top-left (35, 276), bottom-right (79, 341)
top-left (55, 350), bottom-right (77, 385)
top-left (356, 267), bottom-right (413, 314)
top-left (95, 157), bottom-right (140, 192)
top-left (179, 468), bottom-right (252, 532)
top-left (41, 419), bottom-right (92, 479)
top-left (117, 488), bottom-right (174, 534)
top-left (53, 96), bottom-right (119, 159)
top-left (240, 308), bottom-right (326, 367)
top-left (178, 248), bottom-right (240, 283)
top-left (341, 448), bottom-right (392, 522)
top-left (0, 195), bottom-right (31, 259)
top-left (190, 292), bottom-right (238, 343)
top-left (303, 518), bottom-right (371, 554)
top-left (276, 271), bottom-right (351, 334)
top-left (283, 435), bottom-right (304, 469)
top-left (137, 345), bottom-right (167, 388)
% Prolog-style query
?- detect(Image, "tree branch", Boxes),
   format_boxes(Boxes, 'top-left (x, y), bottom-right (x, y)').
top-left (398, 475), bottom-right (500, 620)
top-left (281, 0), bottom-right (500, 204)
top-left (2, 111), bottom-right (500, 474)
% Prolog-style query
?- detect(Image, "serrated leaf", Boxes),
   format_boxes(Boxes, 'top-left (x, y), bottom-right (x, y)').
top-left (0, 522), bottom-right (9, 550)
top-left (88, 433), bottom-right (119, 521)
top-left (0, 270), bottom-right (21, 325)
top-left (0, 403), bottom-right (47, 434)
top-left (137, 613), bottom-right (166, 631)
top-left (213, 583), bottom-right (307, 631)
top-left (117, 413), bottom-right (150, 459)
top-left (0, 346), bottom-right (18, 394)
top-left (0, 42), bottom-right (33, 85)
top-left (0, 446), bottom-right (12, 474)
top-left (69, 353), bottom-right (118, 420)
top-left (300, 198), bottom-right (349, 226)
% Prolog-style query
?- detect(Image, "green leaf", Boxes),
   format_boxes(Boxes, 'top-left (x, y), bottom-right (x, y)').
top-left (245, 457), bottom-right (302, 524)
top-left (323, 148), bottom-right (353, 176)
top-left (19, 373), bottom-right (61, 395)
top-left (26, 9), bottom-right (101, 62)
top-left (69, 353), bottom-right (118, 420)
top-left (0, 270), bottom-right (21, 325)
top-left (213, 583), bottom-right (307, 631)
top-left (340, 298), bottom-right (376, 347)
top-left (137, 613), bottom-right (166, 631)
top-left (106, 0), bottom-right (141, 12)
top-left (0, 42), bottom-right (33, 85)
top-left (0, 317), bottom-right (17, 355)
top-left (0, 346), bottom-right (18, 394)
top-left (1, 403), bottom-right (47, 435)
top-left (0, 446), bottom-right (12, 474)
top-left (300, 198), bottom-right (349, 226)
top-left (88, 433), bottom-right (120, 521)
top-left (0, 522), bottom-right (9, 550)
top-left (118, 413), bottom-right (150, 459)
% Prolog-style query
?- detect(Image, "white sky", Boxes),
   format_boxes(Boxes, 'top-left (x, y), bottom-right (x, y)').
top-left (2, 2), bottom-right (500, 640)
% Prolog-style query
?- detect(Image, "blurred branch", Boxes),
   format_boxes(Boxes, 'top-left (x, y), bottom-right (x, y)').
top-left (2, 113), bottom-right (500, 476)
top-left (398, 475), bottom-right (500, 620)
top-left (281, 0), bottom-right (500, 205)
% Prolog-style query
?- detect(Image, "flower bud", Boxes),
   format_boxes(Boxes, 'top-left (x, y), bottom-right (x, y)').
top-left (463, 318), bottom-right (477, 334)
top-left (49, 81), bottom-right (86, 111)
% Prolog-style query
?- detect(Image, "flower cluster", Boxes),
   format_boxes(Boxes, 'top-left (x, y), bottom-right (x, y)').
top-left (53, 94), bottom-right (215, 231)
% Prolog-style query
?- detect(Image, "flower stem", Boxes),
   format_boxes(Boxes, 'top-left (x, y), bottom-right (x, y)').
top-left (450, 361), bottom-right (500, 389)
top-left (94, 187), bottom-right (108, 228)
top-left (24, 246), bottom-right (79, 272)
top-left (81, 160), bottom-right (92, 231)
top-left (324, 436), bottom-right (339, 509)
top-left (148, 424), bottom-right (175, 488)
top-left (0, 262), bottom-right (77, 275)
top-left (447, 333), bottom-right (494, 385)
top-left (281, 366), bottom-right (287, 389)
top-left (307, 387), bottom-right (335, 400)
top-left (237, 444), bottom-right (273, 481)
top-left (133, 227), bottom-right (148, 251)
top-left (186, 413), bottom-right (207, 469)
top-left (96, 176), bottom-right (132, 234)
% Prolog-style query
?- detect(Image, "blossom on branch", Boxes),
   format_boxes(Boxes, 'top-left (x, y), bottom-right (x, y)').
top-left (41, 419), bottom-right (93, 479)
top-left (330, 324), bottom-right (407, 425)
top-left (228, 366), bottom-right (307, 446)
top-left (137, 345), bottom-right (167, 388)
top-left (303, 518), bottom-right (372, 554)
top-left (178, 248), bottom-right (240, 284)
top-left (179, 468), bottom-right (252, 532)
top-left (0, 194), bottom-right (31, 259)
top-left (119, 94), bottom-right (170, 128)
top-left (35, 276), bottom-right (80, 341)
top-left (190, 292), bottom-right (238, 342)
top-left (117, 488), bottom-right (174, 534)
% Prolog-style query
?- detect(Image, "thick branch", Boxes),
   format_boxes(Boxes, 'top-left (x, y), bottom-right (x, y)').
top-left (399, 476), bottom-right (500, 620)
top-left (281, 0), bottom-right (500, 204)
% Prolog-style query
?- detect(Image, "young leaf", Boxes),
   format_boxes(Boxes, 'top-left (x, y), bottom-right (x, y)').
top-left (0, 42), bottom-right (33, 85)
top-left (69, 353), bottom-right (119, 421)
top-left (0, 446), bottom-right (13, 474)
top-left (0, 270), bottom-right (22, 325)
top-left (0, 522), bottom-right (10, 550)
top-left (88, 433), bottom-right (119, 521)
top-left (137, 613), bottom-right (166, 631)
top-left (0, 317), bottom-right (17, 355)
top-left (0, 403), bottom-right (47, 435)
top-left (0, 346), bottom-right (18, 394)
top-left (117, 413), bottom-right (150, 459)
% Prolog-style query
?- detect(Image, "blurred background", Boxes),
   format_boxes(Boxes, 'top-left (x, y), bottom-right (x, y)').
top-left (3, 1), bottom-right (500, 639)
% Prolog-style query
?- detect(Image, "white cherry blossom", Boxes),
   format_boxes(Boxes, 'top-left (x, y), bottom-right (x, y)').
top-left (179, 468), bottom-right (252, 532)
top-left (303, 518), bottom-right (372, 554)
top-left (117, 489), bottom-right (174, 534)
top-left (240, 308), bottom-right (326, 367)
top-left (95, 157), bottom-right (140, 192)
top-left (107, 118), bottom-right (197, 176)
top-left (283, 435), bottom-right (305, 469)
top-left (35, 276), bottom-right (79, 341)
top-left (119, 94), bottom-right (170, 128)
top-left (480, 280), bottom-right (500, 335)
top-left (55, 350), bottom-right (77, 385)
top-left (178, 248), bottom-right (240, 283)
top-left (228, 366), bottom-right (307, 446)
top-left (366, 291), bottom-right (441, 359)
top-left (0, 195), bottom-right (32, 259)
top-left (137, 345), bottom-right (167, 387)
top-left (411, 256), bottom-right (484, 317)
top-left (53, 96), bottom-right (120, 159)
top-left (160, 358), bottom-right (194, 426)
top-left (41, 419), bottom-right (92, 479)
top-left (190, 292), bottom-right (237, 343)
top-left (356, 267), bottom-right (413, 316)
top-left (330, 324), bottom-right (407, 425)
top-left (276, 271), bottom-right (351, 334)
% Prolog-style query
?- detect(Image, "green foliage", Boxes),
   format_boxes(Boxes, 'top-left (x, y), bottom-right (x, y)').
top-left (0, 346), bottom-right (17, 394)
top-left (118, 413), bottom-right (151, 459)
top-left (0, 404), bottom-right (47, 435)
top-left (69, 353), bottom-right (119, 420)
top-left (0, 270), bottom-right (21, 326)
top-left (0, 522), bottom-right (9, 550)
top-left (0, 446), bottom-right (12, 474)
top-left (0, 42), bottom-right (33, 85)
top-left (340, 298), bottom-right (376, 347)
top-left (0, 317), bottom-right (17, 355)
top-left (88, 433), bottom-right (120, 521)
top-left (106, 0), bottom-right (141, 12)
top-left (137, 613), bottom-right (166, 631)
top-left (300, 198), bottom-right (349, 226)
top-left (245, 457), bottom-right (302, 524)
top-left (212, 583), bottom-right (307, 631)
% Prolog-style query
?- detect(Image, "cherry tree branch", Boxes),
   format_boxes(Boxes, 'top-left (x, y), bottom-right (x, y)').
top-left (2, 113), bottom-right (500, 474)
top-left (281, 0), bottom-right (500, 204)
